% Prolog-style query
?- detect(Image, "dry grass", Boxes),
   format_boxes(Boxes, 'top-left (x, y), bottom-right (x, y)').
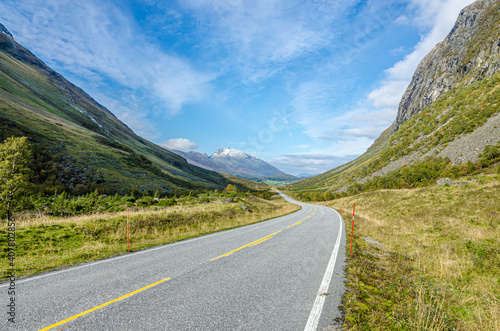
top-left (0, 194), bottom-right (300, 280)
top-left (322, 175), bottom-right (500, 330)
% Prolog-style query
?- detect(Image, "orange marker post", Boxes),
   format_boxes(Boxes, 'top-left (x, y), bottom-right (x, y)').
top-left (127, 208), bottom-right (130, 253)
top-left (350, 203), bottom-right (355, 254)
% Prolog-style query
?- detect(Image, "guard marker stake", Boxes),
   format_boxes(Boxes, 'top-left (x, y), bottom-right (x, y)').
top-left (350, 203), bottom-right (355, 254)
top-left (127, 208), bottom-right (130, 253)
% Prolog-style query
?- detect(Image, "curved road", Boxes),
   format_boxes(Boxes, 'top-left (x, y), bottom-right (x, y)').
top-left (1, 192), bottom-right (346, 330)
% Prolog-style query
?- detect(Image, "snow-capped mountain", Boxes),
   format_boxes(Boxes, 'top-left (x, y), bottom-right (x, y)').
top-left (172, 147), bottom-right (290, 178)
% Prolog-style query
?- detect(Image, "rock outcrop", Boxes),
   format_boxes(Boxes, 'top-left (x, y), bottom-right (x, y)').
top-left (393, 0), bottom-right (500, 132)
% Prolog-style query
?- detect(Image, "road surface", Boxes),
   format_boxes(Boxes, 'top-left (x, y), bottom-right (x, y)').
top-left (1, 191), bottom-right (346, 330)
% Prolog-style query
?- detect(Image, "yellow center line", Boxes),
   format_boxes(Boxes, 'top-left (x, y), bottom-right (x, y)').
top-left (38, 277), bottom-right (171, 331)
top-left (287, 220), bottom-right (303, 228)
top-left (211, 207), bottom-right (318, 261)
top-left (210, 231), bottom-right (281, 261)
top-left (286, 207), bottom-right (316, 229)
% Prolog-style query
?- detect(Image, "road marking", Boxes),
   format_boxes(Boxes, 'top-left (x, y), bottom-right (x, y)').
top-left (38, 277), bottom-right (171, 331)
top-left (304, 208), bottom-right (343, 331)
top-left (286, 207), bottom-right (316, 228)
top-left (2, 204), bottom-right (301, 287)
top-left (210, 231), bottom-right (281, 261)
top-left (286, 220), bottom-right (303, 228)
top-left (211, 207), bottom-right (317, 261)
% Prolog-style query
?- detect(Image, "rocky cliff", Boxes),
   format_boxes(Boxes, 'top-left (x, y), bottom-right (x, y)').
top-left (393, 0), bottom-right (500, 132)
top-left (288, 0), bottom-right (500, 193)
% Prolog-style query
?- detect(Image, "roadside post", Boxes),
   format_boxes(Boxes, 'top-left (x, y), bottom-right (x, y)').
top-left (127, 208), bottom-right (130, 253)
top-left (350, 203), bottom-right (355, 254)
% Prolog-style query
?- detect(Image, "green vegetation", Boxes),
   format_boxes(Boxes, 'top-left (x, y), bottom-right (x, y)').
top-left (0, 136), bottom-right (32, 216)
top-left (287, 75), bottom-right (500, 194)
top-left (0, 191), bottom-right (300, 280)
top-left (321, 176), bottom-right (499, 330)
top-left (383, 75), bottom-right (499, 163)
top-left (0, 36), bottom-right (255, 197)
top-left (248, 174), bottom-right (299, 186)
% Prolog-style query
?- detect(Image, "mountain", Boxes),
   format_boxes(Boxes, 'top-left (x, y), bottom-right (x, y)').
top-left (393, 0), bottom-right (500, 132)
top-left (172, 147), bottom-right (293, 179)
top-left (297, 173), bottom-right (317, 179)
top-left (0, 23), bottom-right (253, 195)
top-left (288, 0), bottom-right (500, 194)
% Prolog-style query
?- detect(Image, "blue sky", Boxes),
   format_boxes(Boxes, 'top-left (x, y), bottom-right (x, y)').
top-left (0, 0), bottom-right (475, 175)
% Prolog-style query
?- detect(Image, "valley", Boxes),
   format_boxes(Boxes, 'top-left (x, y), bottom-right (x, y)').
top-left (1, 0), bottom-right (500, 330)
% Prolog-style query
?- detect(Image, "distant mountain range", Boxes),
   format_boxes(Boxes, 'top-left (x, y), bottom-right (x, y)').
top-left (171, 147), bottom-right (297, 181)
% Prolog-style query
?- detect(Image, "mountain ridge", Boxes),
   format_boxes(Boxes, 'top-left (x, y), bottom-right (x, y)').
top-left (171, 147), bottom-right (292, 179)
top-left (288, 0), bottom-right (500, 195)
top-left (0, 23), bottom-right (255, 195)
top-left (392, 0), bottom-right (500, 132)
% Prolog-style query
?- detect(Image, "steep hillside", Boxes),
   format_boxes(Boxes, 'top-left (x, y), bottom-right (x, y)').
top-left (394, 0), bottom-right (500, 132)
top-left (288, 0), bottom-right (500, 195)
top-left (0, 23), bottom-right (242, 195)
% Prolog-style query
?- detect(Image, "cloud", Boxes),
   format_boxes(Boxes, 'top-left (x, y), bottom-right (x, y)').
top-left (0, 0), bottom-right (214, 116)
top-left (181, 0), bottom-right (357, 83)
top-left (290, 81), bottom-right (395, 144)
top-left (367, 0), bottom-right (476, 115)
top-left (268, 153), bottom-right (358, 176)
top-left (160, 138), bottom-right (198, 151)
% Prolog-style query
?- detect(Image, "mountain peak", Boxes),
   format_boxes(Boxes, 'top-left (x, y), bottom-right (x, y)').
top-left (211, 148), bottom-right (249, 159)
top-left (172, 147), bottom-right (288, 178)
top-left (392, 0), bottom-right (500, 133)
top-left (0, 23), bottom-right (13, 39)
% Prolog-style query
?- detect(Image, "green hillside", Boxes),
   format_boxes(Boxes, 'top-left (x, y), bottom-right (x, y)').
top-left (288, 75), bottom-right (500, 196)
top-left (288, 0), bottom-right (500, 197)
top-left (0, 25), bottom-right (253, 196)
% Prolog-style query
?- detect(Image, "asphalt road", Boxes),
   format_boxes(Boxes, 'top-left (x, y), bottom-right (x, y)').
top-left (1, 191), bottom-right (346, 331)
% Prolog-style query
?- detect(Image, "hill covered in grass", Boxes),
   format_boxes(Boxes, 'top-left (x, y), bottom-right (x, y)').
top-left (0, 22), bottom-right (255, 196)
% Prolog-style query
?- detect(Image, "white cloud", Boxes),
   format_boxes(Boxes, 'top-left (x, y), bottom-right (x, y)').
top-left (367, 0), bottom-right (476, 115)
top-left (291, 82), bottom-right (395, 143)
top-left (0, 0), bottom-right (214, 116)
top-left (268, 153), bottom-right (358, 176)
top-left (160, 138), bottom-right (198, 151)
top-left (181, 0), bottom-right (356, 83)
top-left (368, 80), bottom-right (408, 109)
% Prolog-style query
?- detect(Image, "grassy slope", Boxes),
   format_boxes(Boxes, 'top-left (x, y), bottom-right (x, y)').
top-left (0, 193), bottom-right (300, 280)
top-left (288, 75), bottom-right (500, 194)
top-left (288, 127), bottom-right (391, 193)
top-left (320, 175), bottom-right (499, 330)
top-left (0, 36), bottom-right (235, 193)
top-left (289, 3), bottom-right (500, 194)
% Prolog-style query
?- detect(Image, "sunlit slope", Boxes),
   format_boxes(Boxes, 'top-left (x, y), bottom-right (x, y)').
top-left (0, 25), bottom-right (237, 194)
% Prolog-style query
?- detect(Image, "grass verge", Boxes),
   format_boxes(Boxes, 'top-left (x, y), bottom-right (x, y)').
top-left (0, 193), bottom-right (300, 281)
top-left (321, 175), bottom-right (500, 330)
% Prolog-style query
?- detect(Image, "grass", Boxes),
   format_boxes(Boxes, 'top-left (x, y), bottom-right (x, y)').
top-left (0, 193), bottom-right (300, 281)
top-left (320, 174), bottom-right (500, 330)
top-left (1, 46), bottom-right (250, 195)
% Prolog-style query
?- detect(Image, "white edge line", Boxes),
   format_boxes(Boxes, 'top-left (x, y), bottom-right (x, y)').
top-left (304, 207), bottom-right (343, 331)
top-left (0, 230), bottom-right (214, 287)
top-left (1, 197), bottom-right (308, 287)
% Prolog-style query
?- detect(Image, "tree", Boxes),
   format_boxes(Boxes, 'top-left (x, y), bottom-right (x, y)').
top-left (225, 184), bottom-right (236, 193)
top-left (0, 137), bottom-right (32, 219)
